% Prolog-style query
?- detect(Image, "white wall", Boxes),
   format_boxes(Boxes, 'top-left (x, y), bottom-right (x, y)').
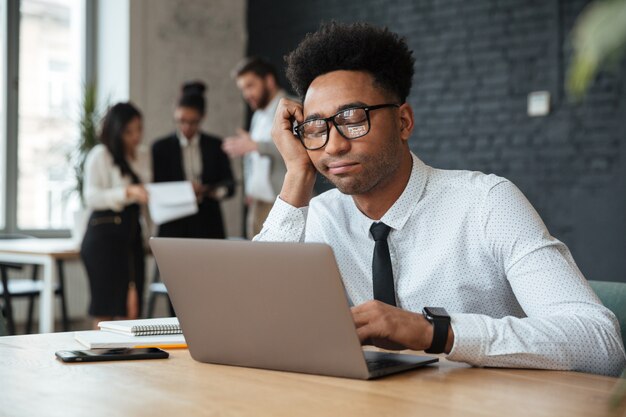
top-left (129, 0), bottom-right (247, 140)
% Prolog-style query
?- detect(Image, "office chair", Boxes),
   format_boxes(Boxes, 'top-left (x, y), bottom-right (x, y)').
top-left (589, 280), bottom-right (626, 347)
top-left (146, 265), bottom-right (174, 318)
top-left (0, 306), bottom-right (8, 336)
top-left (0, 235), bottom-right (69, 334)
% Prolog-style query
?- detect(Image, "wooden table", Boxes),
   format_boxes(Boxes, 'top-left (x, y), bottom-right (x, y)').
top-left (1, 332), bottom-right (624, 417)
top-left (0, 239), bottom-right (80, 333)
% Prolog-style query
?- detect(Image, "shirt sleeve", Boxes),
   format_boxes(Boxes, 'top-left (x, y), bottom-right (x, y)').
top-left (256, 141), bottom-right (283, 163)
top-left (253, 197), bottom-right (309, 242)
top-left (212, 142), bottom-right (235, 198)
top-left (83, 147), bottom-right (129, 211)
top-left (446, 180), bottom-right (626, 376)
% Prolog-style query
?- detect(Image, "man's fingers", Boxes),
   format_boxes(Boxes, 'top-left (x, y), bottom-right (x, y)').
top-left (355, 323), bottom-right (375, 343)
top-left (354, 315), bottom-right (408, 350)
top-left (222, 140), bottom-right (234, 151)
top-left (355, 301), bottom-right (433, 351)
top-left (222, 137), bottom-right (248, 158)
top-left (291, 105), bottom-right (304, 125)
top-left (275, 98), bottom-right (303, 131)
top-left (351, 306), bottom-right (374, 327)
top-left (351, 300), bottom-right (389, 316)
top-left (352, 300), bottom-right (390, 328)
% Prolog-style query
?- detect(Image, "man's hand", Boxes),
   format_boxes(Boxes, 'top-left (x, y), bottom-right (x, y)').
top-left (270, 98), bottom-right (312, 172)
top-left (222, 129), bottom-right (258, 158)
top-left (271, 98), bottom-right (317, 207)
top-left (352, 300), bottom-right (453, 352)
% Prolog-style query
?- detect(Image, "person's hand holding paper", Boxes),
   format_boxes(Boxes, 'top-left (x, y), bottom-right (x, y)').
top-left (145, 181), bottom-right (198, 225)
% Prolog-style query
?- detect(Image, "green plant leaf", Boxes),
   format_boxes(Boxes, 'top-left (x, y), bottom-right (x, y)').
top-left (567, 0), bottom-right (626, 99)
top-left (71, 81), bottom-right (100, 206)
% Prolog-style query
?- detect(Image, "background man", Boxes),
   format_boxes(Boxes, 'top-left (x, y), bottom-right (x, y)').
top-left (256, 22), bottom-right (625, 376)
top-left (223, 57), bottom-right (288, 239)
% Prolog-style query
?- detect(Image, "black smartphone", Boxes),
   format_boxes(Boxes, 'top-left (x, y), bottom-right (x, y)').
top-left (55, 347), bottom-right (169, 363)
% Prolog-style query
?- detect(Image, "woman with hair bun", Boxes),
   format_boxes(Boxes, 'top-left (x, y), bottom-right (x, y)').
top-left (152, 81), bottom-right (235, 239)
top-left (80, 102), bottom-right (150, 327)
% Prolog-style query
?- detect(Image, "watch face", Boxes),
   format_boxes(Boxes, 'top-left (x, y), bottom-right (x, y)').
top-left (424, 307), bottom-right (448, 318)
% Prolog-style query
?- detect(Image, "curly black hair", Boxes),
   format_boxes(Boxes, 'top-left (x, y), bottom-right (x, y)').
top-left (285, 22), bottom-right (415, 103)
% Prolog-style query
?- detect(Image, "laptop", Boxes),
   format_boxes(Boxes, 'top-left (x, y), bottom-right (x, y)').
top-left (150, 238), bottom-right (438, 379)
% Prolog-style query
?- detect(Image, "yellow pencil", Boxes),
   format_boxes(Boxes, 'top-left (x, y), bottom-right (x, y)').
top-left (134, 344), bottom-right (188, 349)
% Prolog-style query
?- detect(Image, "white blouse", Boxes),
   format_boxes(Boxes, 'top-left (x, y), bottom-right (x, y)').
top-left (177, 130), bottom-right (203, 183)
top-left (83, 144), bottom-right (152, 212)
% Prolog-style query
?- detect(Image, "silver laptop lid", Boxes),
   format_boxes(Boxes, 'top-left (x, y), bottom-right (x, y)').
top-left (150, 238), bottom-right (371, 379)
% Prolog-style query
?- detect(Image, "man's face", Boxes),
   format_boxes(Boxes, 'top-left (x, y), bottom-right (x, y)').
top-left (236, 72), bottom-right (271, 110)
top-left (303, 70), bottom-right (407, 196)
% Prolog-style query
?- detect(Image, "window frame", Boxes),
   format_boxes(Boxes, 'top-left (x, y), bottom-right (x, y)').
top-left (1, 0), bottom-right (95, 237)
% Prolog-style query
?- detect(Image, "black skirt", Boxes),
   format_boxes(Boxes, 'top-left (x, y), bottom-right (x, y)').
top-left (80, 204), bottom-right (145, 317)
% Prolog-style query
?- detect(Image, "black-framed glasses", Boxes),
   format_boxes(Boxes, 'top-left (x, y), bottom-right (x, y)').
top-left (293, 103), bottom-right (400, 150)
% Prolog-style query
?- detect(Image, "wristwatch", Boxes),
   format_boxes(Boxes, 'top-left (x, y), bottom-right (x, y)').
top-left (422, 307), bottom-right (450, 354)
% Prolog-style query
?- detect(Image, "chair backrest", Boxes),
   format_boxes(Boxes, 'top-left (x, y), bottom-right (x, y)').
top-left (0, 308), bottom-right (8, 336)
top-left (0, 234), bottom-right (39, 335)
top-left (589, 280), bottom-right (626, 348)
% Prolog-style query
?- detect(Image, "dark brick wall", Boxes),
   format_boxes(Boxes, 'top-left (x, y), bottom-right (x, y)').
top-left (247, 0), bottom-right (626, 283)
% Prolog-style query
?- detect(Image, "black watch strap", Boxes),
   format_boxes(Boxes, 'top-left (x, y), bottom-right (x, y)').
top-left (423, 307), bottom-right (450, 354)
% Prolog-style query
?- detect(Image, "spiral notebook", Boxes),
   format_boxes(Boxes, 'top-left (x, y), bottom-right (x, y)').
top-left (98, 317), bottom-right (181, 336)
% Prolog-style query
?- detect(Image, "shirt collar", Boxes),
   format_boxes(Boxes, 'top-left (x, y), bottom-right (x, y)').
top-left (177, 130), bottom-right (200, 148)
top-left (380, 152), bottom-right (428, 230)
top-left (352, 152), bottom-right (429, 235)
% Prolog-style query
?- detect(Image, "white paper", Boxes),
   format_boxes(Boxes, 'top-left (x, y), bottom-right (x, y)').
top-left (75, 331), bottom-right (186, 348)
top-left (146, 181), bottom-right (198, 225)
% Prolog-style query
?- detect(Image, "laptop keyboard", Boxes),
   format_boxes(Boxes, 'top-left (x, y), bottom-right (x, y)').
top-left (366, 357), bottom-right (405, 372)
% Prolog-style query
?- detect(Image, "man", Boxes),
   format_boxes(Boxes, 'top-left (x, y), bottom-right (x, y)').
top-left (223, 57), bottom-right (289, 239)
top-left (255, 22), bottom-right (625, 376)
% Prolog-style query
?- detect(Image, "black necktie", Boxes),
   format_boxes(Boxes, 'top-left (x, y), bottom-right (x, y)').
top-left (370, 222), bottom-right (396, 306)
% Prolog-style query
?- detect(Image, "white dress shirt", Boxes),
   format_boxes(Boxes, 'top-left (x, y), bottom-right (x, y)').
top-left (255, 152), bottom-right (626, 376)
top-left (83, 144), bottom-right (152, 212)
top-left (244, 90), bottom-right (287, 200)
top-left (249, 90), bottom-right (284, 145)
top-left (177, 131), bottom-right (203, 183)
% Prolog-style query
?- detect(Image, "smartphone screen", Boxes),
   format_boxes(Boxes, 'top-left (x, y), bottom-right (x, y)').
top-left (55, 347), bottom-right (169, 362)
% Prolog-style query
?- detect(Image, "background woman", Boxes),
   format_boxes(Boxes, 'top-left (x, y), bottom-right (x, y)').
top-left (152, 81), bottom-right (235, 238)
top-left (80, 102), bottom-right (150, 328)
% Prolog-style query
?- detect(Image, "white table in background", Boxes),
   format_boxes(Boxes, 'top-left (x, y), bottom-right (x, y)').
top-left (0, 238), bottom-right (80, 333)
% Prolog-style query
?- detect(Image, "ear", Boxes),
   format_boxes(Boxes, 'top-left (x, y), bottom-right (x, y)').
top-left (265, 74), bottom-right (277, 90)
top-left (398, 103), bottom-right (414, 142)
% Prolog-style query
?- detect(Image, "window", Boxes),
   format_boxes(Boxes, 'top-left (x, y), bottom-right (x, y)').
top-left (1, 0), bottom-right (92, 234)
top-left (0, 1), bottom-right (6, 229)
top-left (16, 0), bottom-right (85, 230)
